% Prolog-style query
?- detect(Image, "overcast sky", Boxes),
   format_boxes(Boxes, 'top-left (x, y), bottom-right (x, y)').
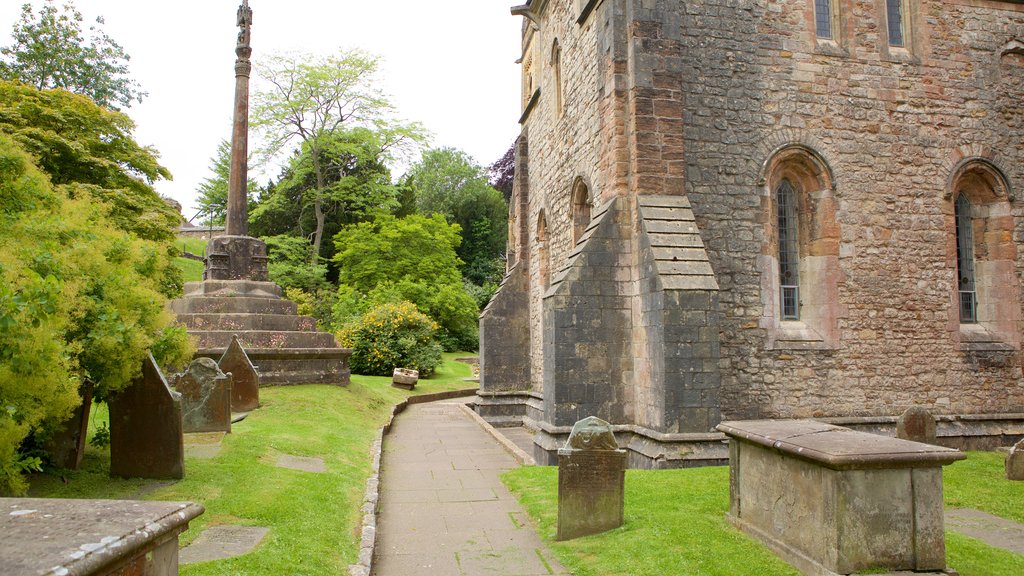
top-left (0, 1), bottom-right (524, 220)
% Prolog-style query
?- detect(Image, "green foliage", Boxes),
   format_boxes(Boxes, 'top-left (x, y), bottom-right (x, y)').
top-left (0, 0), bottom-right (145, 110)
top-left (0, 133), bottom-right (191, 494)
top-left (264, 235), bottom-right (328, 293)
top-left (407, 147), bottom-right (508, 286)
top-left (195, 140), bottom-right (259, 227)
top-left (362, 280), bottom-right (479, 352)
top-left (283, 287), bottom-right (337, 330)
top-left (338, 302), bottom-right (443, 377)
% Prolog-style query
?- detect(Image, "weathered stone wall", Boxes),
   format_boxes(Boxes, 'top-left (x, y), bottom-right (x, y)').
top-left (672, 0), bottom-right (1024, 419)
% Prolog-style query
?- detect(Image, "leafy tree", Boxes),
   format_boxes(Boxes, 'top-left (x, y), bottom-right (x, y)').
top-left (0, 134), bottom-right (191, 494)
top-left (263, 234), bottom-right (328, 293)
top-left (0, 1), bottom-right (145, 109)
top-left (407, 147), bottom-right (508, 286)
top-left (251, 127), bottom-right (398, 267)
top-left (195, 139), bottom-right (259, 227)
top-left (489, 139), bottom-right (516, 203)
top-left (338, 302), bottom-right (443, 377)
top-left (0, 80), bottom-right (182, 294)
top-left (251, 50), bottom-right (425, 265)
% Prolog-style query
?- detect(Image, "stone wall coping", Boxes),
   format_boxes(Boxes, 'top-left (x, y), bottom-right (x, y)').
top-left (821, 412), bottom-right (1024, 425)
top-left (475, 389), bottom-right (545, 401)
top-left (1, 498), bottom-right (203, 576)
top-left (532, 417), bottom-right (726, 443)
top-left (717, 420), bottom-right (966, 470)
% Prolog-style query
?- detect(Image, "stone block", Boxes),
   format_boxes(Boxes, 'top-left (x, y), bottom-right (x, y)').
top-left (392, 368), bottom-right (419, 390)
top-left (557, 417), bottom-right (627, 541)
top-left (219, 335), bottom-right (260, 412)
top-left (897, 406), bottom-right (937, 445)
top-left (170, 358), bottom-right (232, 434)
top-left (45, 380), bottom-right (94, 470)
top-left (205, 235), bottom-right (268, 281)
top-left (109, 354), bottom-right (184, 480)
top-left (1007, 439), bottom-right (1024, 481)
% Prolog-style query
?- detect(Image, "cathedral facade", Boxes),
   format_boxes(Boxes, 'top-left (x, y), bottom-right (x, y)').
top-left (478, 0), bottom-right (1024, 467)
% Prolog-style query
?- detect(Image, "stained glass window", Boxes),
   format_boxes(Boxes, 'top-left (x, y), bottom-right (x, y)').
top-left (955, 194), bottom-right (977, 323)
top-left (777, 180), bottom-right (800, 321)
top-left (886, 0), bottom-right (904, 47)
top-left (815, 0), bottom-right (832, 39)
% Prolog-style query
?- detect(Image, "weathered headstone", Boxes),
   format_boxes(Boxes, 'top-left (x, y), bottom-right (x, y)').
top-left (392, 368), bottom-right (419, 390)
top-left (556, 416), bottom-right (627, 541)
top-left (109, 354), bottom-right (185, 479)
top-left (170, 358), bottom-right (233, 434)
top-left (897, 406), bottom-right (937, 444)
top-left (45, 380), bottom-right (94, 470)
top-left (219, 335), bottom-right (260, 412)
top-left (1007, 439), bottom-right (1024, 481)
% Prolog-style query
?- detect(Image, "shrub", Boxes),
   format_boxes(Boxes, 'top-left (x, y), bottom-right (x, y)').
top-left (338, 302), bottom-right (442, 377)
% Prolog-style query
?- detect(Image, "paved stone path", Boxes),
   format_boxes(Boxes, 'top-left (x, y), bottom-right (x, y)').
top-left (373, 401), bottom-right (567, 576)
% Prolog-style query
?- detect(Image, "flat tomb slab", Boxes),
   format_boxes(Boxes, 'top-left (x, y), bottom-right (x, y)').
top-left (276, 455), bottom-right (327, 473)
top-left (718, 420), bottom-right (964, 575)
top-left (1, 498), bottom-right (203, 575)
top-left (717, 419), bottom-right (964, 469)
top-left (179, 525), bottom-right (269, 564)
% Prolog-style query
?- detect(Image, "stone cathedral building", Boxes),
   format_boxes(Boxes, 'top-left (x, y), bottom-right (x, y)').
top-left (477, 0), bottom-right (1024, 467)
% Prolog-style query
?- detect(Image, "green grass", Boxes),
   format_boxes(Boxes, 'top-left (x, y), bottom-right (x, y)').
top-left (29, 355), bottom-right (478, 575)
top-left (173, 238), bottom-right (207, 283)
top-left (502, 452), bottom-right (1024, 576)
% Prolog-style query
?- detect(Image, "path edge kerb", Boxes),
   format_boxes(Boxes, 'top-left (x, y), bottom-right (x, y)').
top-left (347, 387), bottom-right (478, 576)
top-left (459, 403), bottom-right (536, 466)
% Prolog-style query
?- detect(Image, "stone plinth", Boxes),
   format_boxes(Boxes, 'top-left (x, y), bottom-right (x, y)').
top-left (897, 406), bottom-right (937, 444)
top-left (170, 280), bottom-right (351, 386)
top-left (204, 236), bottom-right (268, 281)
top-left (109, 354), bottom-right (184, 480)
top-left (219, 335), bottom-right (260, 412)
top-left (718, 420), bottom-right (966, 575)
top-left (556, 417), bottom-right (627, 541)
top-left (170, 358), bottom-right (232, 434)
top-left (392, 368), bottom-right (419, 390)
top-left (0, 498), bottom-right (203, 576)
top-left (1007, 439), bottom-right (1024, 481)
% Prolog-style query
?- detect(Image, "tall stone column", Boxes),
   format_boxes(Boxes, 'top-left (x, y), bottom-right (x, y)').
top-left (226, 0), bottom-right (252, 237)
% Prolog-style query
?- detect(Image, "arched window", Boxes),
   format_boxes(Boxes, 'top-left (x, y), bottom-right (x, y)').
top-left (814, 0), bottom-right (833, 39)
top-left (571, 178), bottom-right (591, 244)
top-left (885, 0), bottom-right (906, 47)
top-left (954, 194), bottom-right (977, 323)
top-left (759, 145), bottom-right (840, 349)
top-left (551, 40), bottom-right (563, 115)
top-left (537, 211), bottom-right (550, 289)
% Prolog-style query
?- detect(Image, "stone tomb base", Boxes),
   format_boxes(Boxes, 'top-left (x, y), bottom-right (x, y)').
top-left (170, 279), bottom-right (351, 385)
top-left (718, 420), bottom-right (965, 575)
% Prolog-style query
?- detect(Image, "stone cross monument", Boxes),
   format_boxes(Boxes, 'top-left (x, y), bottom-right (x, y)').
top-left (205, 0), bottom-right (268, 281)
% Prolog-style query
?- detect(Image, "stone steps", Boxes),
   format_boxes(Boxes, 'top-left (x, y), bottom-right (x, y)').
top-left (169, 296), bottom-right (298, 315)
top-left (176, 313), bottom-right (317, 332)
top-left (196, 348), bottom-right (350, 386)
top-left (190, 330), bottom-right (337, 350)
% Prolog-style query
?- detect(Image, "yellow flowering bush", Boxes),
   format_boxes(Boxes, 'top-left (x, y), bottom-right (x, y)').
top-left (338, 301), bottom-right (442, 377)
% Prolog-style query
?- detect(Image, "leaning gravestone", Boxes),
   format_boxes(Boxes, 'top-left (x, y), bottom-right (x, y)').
top-left (45, 380), bottom-right (94, 470)
top-left (170, 358), bottom-right (233, 434)
top-left (109, 353), bottom-right (184, 479)
top-left (1007, 439), bottom-right (1024, 481)
top-left (556, 416), bottom-right (627, 541)
top-left (219, 335), bottom-right (260, 412)
top-left (392, 368), bottom-right (419, 390)
top-left (897, 406), bottom-right (937, 444)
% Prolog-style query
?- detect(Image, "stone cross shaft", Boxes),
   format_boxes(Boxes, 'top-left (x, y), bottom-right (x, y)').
top-left (227, 1), bottom-right (253, 236)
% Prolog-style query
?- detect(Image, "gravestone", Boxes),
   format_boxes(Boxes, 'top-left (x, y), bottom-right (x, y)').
top-left (109, 354), bottom-right (185, 479)
top-left (170, 358), bottom-right (233, 434)
top-left (897, 406), bottom-right (937, 444)
top-left (392, 368), bottom-right (419, 390)
top-left (1007, 439), bottom-right (1024, 481)
top-left (556, 416), bottom-right (627, 541)
top-left (46, 380), bottom-right (94, 470)
top-left (219, 335), bottom-right (260, 412)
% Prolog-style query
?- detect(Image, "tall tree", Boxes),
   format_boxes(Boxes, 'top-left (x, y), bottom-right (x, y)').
top-left (489, 140), bottom-right (516, 203)
top-left (0, 0), bottom-right (145, 110)
top-left (251, 50), bottom-right (425, 265)
top-left (195, 139), bottom-right (259, 227)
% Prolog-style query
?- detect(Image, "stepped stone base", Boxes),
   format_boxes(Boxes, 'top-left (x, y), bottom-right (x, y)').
top-left (170, 279), bottom-right (350, 386)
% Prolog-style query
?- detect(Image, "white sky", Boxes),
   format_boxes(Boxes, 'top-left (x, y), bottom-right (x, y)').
top-left (0, 1), bottom-right (524, 220)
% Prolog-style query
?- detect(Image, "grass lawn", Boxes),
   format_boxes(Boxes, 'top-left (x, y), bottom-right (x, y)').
top-left (28, 354), bottom-right (477, 575)
top-left (503, 452), bottom-right (1024, 576)
top-left (174, 238), bottom-right (208, 283)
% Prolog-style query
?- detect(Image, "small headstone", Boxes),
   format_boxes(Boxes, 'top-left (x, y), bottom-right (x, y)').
top-left (219, 335), bottom-right (260, 412)
top-left (556, 416), bottom-right (627, 541)
top-left (897, 406), bottom-right (937, 444)
top-left (170, 358), bottom-right (233, 434)
top-left (1007, 440), bottom-right (1024, 481)
top-left (109, 354), bottom-right (184, 479)
top-left (392, 368), bottom-right (419, 390)
top-left (45, 380), bottom-right (94, 470)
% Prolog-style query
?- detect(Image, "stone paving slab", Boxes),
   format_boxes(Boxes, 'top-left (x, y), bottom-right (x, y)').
top-left (373, 401), bottom-right (567, 576)
top-left (184, 431), bottom-right (225, 460)
top-left (179, 525), bottom-right (269, 564)
top-left (946, 508), bottom-right (1024, 555)
top-left (276, 454), bottom-right (327, 473)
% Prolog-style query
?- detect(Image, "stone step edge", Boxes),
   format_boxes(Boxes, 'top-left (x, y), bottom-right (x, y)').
top-left (349, 388), bottom-right (480, 576)
top-left (196, 347), bottom-right (352, 360)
